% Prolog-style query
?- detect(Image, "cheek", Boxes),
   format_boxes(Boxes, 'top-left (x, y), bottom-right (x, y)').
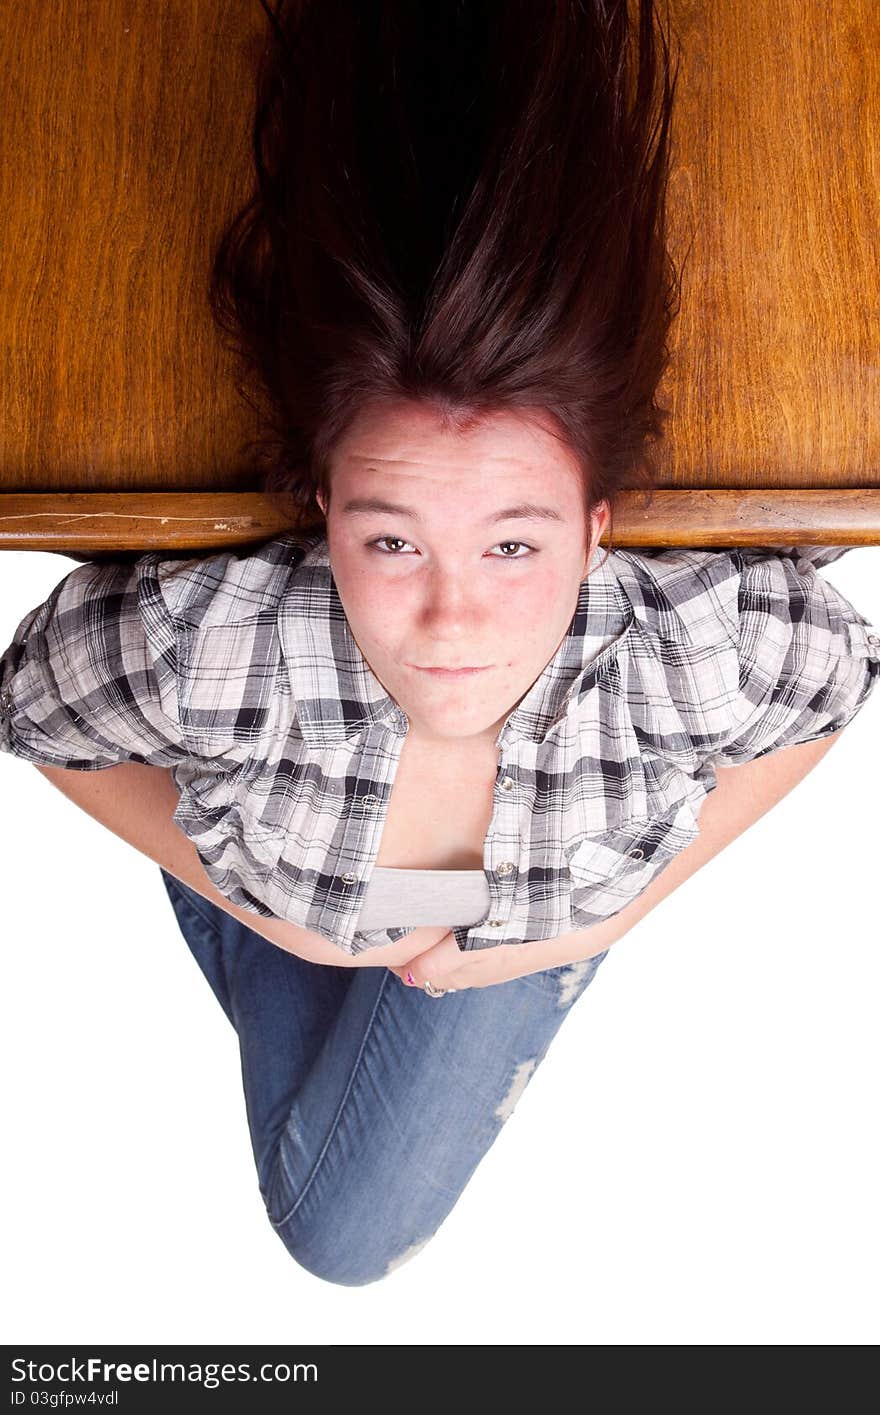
top-left (505, 571), bottom-right (571, 627)
top-left (348, 579), bottom-right (408, 644)
top-left (340, 559), bottom-right (574, 650)
top-left (333, 549), bottom-right (396, 623)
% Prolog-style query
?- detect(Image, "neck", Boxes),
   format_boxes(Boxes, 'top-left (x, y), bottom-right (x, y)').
top-left (405, 722), bottom-right (504, 752)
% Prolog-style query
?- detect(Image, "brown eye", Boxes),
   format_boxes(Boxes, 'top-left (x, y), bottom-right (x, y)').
top-left (369, 536), bottom-right (415, 554)
top-left (491, 541), bottom-right (535, 558)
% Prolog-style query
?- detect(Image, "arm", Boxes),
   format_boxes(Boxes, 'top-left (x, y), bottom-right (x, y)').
top-left (527, 726), bottom-right (848, 966)
top-left (31, 761), bottom-right (371, 967)
top-left (394, 728), bottom-right (850, 990)
top-left (2, 560), bottom-right (412, 967)
top-left (33, 727), bottom-right (847, 985)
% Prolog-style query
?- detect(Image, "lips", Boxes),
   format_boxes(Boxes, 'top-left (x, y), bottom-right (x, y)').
top-left (412, 665), bottom-right (489, 677)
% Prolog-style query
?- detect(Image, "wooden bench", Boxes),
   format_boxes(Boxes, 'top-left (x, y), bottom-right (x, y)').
top-left (1, 1), bottom-right (877, 560)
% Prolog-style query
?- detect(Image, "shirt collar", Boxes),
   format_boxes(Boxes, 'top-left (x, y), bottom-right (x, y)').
top-left (277, 535), bottom-right (636, 748)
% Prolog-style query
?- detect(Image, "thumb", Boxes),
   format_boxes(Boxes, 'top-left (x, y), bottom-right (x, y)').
top-left (392, 930), bottom-right (460, 988)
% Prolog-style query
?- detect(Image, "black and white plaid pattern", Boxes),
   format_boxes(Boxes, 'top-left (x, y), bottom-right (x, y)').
top-left (2, 534), bottom-right (878, 955)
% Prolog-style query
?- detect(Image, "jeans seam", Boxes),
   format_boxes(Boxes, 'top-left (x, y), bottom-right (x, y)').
top-left (271, 968), bottom-right (393, 1231)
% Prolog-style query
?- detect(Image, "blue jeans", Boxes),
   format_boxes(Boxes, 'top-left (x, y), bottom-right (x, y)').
top-left (159, 867), bottom-right (609, 1286)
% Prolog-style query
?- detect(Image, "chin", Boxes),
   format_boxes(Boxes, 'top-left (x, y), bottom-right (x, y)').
top-left (412, 717), bottom-right (498, 742)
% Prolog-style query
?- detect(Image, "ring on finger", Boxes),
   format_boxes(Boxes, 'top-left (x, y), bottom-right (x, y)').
top-left (423, 977), bottom-right (454, 997)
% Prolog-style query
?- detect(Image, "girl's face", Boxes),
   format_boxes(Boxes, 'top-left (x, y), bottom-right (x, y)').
top-left (318, 401), bottom-right (609, 746)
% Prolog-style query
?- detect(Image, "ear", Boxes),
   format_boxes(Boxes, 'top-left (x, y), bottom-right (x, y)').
top-left (316, 489), bottom-right (328, 517)
top-left (584, 499), bottom-right (611, 575)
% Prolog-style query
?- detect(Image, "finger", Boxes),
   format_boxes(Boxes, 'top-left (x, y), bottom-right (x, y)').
top-left (410, 931), bottom-right (463, 977)
top-left (401, 932), bottom-right (467, 991)
top-left (388, 965), bottom-right (416, 986)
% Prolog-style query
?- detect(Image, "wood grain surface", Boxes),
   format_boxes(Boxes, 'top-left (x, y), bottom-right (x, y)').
top-left (0, 2), bottom-right (877, 551)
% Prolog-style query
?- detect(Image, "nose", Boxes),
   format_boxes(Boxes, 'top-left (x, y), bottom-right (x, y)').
top-left (418, 563), bottom-right (487, 640)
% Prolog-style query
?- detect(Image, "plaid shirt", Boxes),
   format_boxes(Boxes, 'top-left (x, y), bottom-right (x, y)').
top-left (1, 534), bottom-right (878, 956)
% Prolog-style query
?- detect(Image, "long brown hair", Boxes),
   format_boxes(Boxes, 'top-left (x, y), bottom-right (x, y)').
top-left (208, 1), bottom-right (686, 552)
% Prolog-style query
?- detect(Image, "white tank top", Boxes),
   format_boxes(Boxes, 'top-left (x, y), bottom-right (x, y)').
top-left (355, 866), bottom-right (491, 930)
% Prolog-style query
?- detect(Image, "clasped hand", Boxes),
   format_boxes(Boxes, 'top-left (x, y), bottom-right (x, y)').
top-left (386, 930), bottom-right (567, 992)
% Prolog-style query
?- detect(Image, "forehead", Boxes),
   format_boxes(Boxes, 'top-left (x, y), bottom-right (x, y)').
top-left (331, 402), bottom-right (580, 492)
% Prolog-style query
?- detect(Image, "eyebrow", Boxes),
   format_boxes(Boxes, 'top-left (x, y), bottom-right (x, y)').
top-left (339, 497), bottom-right (564, 524)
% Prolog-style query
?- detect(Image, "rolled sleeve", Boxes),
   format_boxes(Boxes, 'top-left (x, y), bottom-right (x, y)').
top-left (710, 550), bottom-right (880, 767)
top-left (0, 557), bottom-right (190, 769)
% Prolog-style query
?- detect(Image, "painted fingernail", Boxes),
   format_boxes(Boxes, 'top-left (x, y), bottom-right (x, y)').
top-left (405, 970), bottom-right (416, 986)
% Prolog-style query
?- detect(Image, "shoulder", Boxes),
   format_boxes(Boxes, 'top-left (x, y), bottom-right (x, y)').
top-left (607, 542), bottom-right (872, 659)
top-left (606, 545), bottom-right (741, 648)
top-left (715, 544), bottom-right (877, 670)
top-left (595, 543), bottom-right (872, 760)
top-left (603, 544), bottom-right (879, 766)
top-left (141, 531), bottom-right (328, 755)
top-left (593, 546), bottom-right (743, 765)
top-left (151, 531), bottom-right (327, 631)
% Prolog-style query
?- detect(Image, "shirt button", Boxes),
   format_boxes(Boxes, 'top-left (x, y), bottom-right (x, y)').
top-left (487, 919), bottom-right (504, 927)
top-left (340, 872), bottom-right (358, 885)
top-left (498, 776), bottom-right (515, 792)
top-left (868, 634), bottom-right (880, 647)
top-left (495, 861), bottom-right (516, 876)
top-left (628, 848), bottom-right (644, 860)
top-left (360, 794), bottom-right (380, 808)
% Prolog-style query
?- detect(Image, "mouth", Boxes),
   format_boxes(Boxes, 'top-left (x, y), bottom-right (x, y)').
top-left (410, 664), bottom-right (490, 678)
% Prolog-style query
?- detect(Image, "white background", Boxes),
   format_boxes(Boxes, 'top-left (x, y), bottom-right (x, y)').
top-left (1, 547), bottom-right (878, 1346)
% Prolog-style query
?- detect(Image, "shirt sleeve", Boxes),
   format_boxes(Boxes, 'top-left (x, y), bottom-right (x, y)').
top-left (709, 549), bottom-right (880, 767)
top-left (0, 556), bottom-right (191, 769)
